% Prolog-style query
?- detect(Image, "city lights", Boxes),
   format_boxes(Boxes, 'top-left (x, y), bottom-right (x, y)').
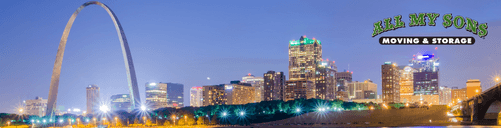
top-left (140, 105), bottom-right (147, 111)
top-left (240, 111), bottom-right (245, 116)
top-left (296, 108), bottom-right (301, 113)
top-left (222, 112), bottom-right (227, 117)
top-left (99, 105), bottom-right (110, 113)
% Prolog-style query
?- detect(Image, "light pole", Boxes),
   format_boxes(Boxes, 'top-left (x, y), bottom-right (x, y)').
top-left (184, 115), bottom-right (187, 125)
top-left (103, 118), bottom-right (106, 126)
top-left (77, 118), bottom-right (80, 126)
top-left (115, 117), bottom-right (118, 127)
top-left (93, 118), bottom-right (96, 126)
top-left (7, 121), bottom-right (10, 126)
top-left (172, 115), bottom-right (176, 126)
top-left (143, 116), bottom-right (146, 126)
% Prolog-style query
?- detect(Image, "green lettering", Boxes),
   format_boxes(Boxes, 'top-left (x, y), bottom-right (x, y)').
top-left (394, 15), bottom-right (405, 29)
top-left (384, 18), bottom-right (395, 31)
top-left (478, 23), bottom-right (488, 38)
top-left (409, 13), bottom-right (426, 26)
top-left (443, 14), bottom-right (452, 28)
top-left (427, 13), bottom-right (440, 26)
top-left (465, 18), bottom-right (478, 34)
top-left (453, 16), bottom-right (465, 29)
top-left (372, 21), bottom-right (384, 37)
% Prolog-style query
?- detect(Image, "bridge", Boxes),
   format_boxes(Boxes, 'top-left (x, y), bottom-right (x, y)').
top-left (461, 82), bottom-right (501, 125)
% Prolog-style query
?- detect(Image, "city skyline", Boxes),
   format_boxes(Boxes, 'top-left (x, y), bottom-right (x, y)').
top-left (1, 0), bottom-right (501, 113)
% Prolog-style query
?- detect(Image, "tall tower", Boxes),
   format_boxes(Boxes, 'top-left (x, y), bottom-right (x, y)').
top-left (145, 82), bottom-right (167, 110)
top-left (288, 35), bottom-right (322, 82)
top-left (399, 66), bottom-right (416, 103)
top-left (241, 74), bottom-right (264, 103)
top-left (381, 62), bottom-right (401, 103)
top-left (166, 83), bottom-right (184, 108)
top-left (316, 60), bottom-right (337, 100)
top-left (110, 94), bottom-right (132, 112)
top-left (263, 71), bottom-right (286, 101)
top-left (86, 84), bottom-right (99, 115)
top-left (190, 87), bottom-right (203, 107)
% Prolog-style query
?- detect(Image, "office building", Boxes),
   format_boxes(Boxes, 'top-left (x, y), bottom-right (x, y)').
top-left (347, 79), bottom-right (377, 99)
top-left (466, 79), bottom-right (481, 99)
top-left (224, 83), bottom-right (255, 105)
top-left (364, 91), bottom-right (377, 99)
top-left (263, 71), bottom-right (286, 101)
top-left (242, 74), bottom-right (264, 103)
top-left (110, 94), bottom-right (132, 112)
top-left (202, 84), bottom-right (225, 106)
top-left (145, 82), bottom-right (167, 110)
top-left (336, 71), bottom-right (353, 91)
top-left (439, 86), bottom-right (452, 105)
top-left (86, 84), bottom-right (99, 115)
top-left (381, 62), bottom-right (400, 103)
top-left (284, 79), bottom-right (314, 101)
top-left (409, 53), bottom-right (439, 73)
top-left (166, 83), bottom-right (184, 107)
top-left (190, 87), bottom-right (203, 107)
top-left (24, 97), bottom-right (47, 116)
top-left (288, 35), bottom-right (322, 81)
top-left (400, 66), bottom-right (416, 103)
top-left (413, 72), bottom-right (439, 95)
top-left (451, 87), bottom-right (467, 103)
top-left (316, 60), bottom-right (337, 100)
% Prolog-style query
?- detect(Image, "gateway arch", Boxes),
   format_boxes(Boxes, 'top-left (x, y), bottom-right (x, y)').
top-left (46, 1), bottom-right (141, 116)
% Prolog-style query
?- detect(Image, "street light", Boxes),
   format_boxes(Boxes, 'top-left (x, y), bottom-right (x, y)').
top-left (93, 118), bottom-right (96, 126)
top-left (296, 108), bottom-right (301, 113)
top-left (240, 111), bottom-right (245, 116)
top-left (114, 117), bottom-right (118, 126)
top-left (7, 121), bottom-right (10, 126)
top-left (222, 112), bottom-right (227, 117)
top-left (99, 105), bottom-right (109, 113)
top-left (141, 105), bottom-right (147, 111)
top-left (172, 115), bottom-right (176, 126)
top-left (143, 116), bottom-right (146, 126)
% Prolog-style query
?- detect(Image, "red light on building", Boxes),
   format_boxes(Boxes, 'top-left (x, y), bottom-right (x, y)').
top-left (435, 47), bottom-right (438, 50)
top-left (351, 71), bottom-right (353, 74)
top-left (326, 59), bottom-right (329, 61)
top-left (333, 61), bottom-right (335, 63)
top-left (248, 73), bottom-right (251, 76)
top-left (347, 70), bottom-right (349, 72)
top-left (173, 103), bottom-right (178, 107)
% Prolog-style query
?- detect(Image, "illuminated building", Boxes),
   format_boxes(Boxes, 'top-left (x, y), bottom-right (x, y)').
top-left (145, 82), bottom-right (167, 110)
top-left (110, 94), bottom-right (132, 112)
top-left (336, 71), bottom-right (352, 100)
top-left (166, 83), bottom-right (184, 107)
top-left (316, 60), bottom-right (337, 100)
top-left (288, 36), bottom-right (322, 100)
top-left (413, 72), bottom-right (439, 95)
top-left (409, 53), bottom-right (439, 72)
top-left (224, 83), bottom-right (255, 105)
top-left (439, 86), bottom-right (452, 105)
top-left (284, 79), bottom-right (314, 101)
top-left (190, 87), bottom-right (203, 107)
top-left (399, 66), bottom-right (416, 103)
top-left (86, 84), bottom-right (99, 115)
top-left (24, 97), bottom-right (47, 116)
top-left (466, 79), bottom-right (481, 99)
top-left (263, 71), bottom-right (285, 101)
top-left (202, 84), bottom-right (225, 106)
top-left (381, 62), bottom-right (400, 103)
top-left (451, 87), bottom-right (467, 103)
top-left (364, 91), bottom-right (377, 99)
top-left (347, 79), bottom-right (377, 99)
top-left (242, 74), bottom-right (264, 103)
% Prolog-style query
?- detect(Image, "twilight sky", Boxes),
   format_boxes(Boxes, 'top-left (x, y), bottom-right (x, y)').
top-left (1, 0), bottom-right (500, 113)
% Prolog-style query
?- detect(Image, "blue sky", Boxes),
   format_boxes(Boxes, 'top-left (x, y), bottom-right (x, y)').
top-left (0, 0), bottom-right (500, 113)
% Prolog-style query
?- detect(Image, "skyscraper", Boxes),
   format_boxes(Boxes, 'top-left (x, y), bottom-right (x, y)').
top-left (336, 71), bottom-right (352, 99)
top-left (288, 35), bottom-right (322, 82)
top-left (241, 74), bottom-right (264, 103)
top-left (400, 66), bottom-right (416, 103)
top-left (86, 84), bottom-right (99, 115)
top-left (336, 72), bottom-right (353, 91)
top-left (190, 87), bottom-right (203, 107)
top-left (110, 94), bottom-right (132, 112)
top-left (166, 83), bottom-right (184, 107)
top-left (263, 71), bottom-right (286, 101)
top-left (466, 79), bottom-right (481, 99)
top-left (284, 79), bottom-right (314, 101)
top-left (381, 62), bottom-right (400, 103)
top-left (439, 86), bottom-right (452, 105)
top-left (316, 60), bottom-right (337, 100)
top-left (145, 82), bottom-right (167, 110)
